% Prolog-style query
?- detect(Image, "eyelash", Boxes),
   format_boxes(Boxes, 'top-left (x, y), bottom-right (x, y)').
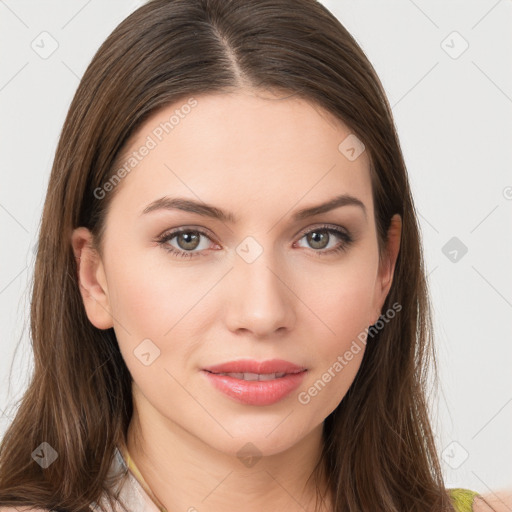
top-left (154, 224), bottom-right (354, 259)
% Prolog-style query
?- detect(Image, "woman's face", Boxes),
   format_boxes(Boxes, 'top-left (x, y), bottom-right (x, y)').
top-left (72, 89), bottom-right (400, 458)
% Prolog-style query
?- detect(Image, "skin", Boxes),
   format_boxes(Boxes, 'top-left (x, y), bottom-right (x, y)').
top-left (71, 88), bottom-right (402, 512)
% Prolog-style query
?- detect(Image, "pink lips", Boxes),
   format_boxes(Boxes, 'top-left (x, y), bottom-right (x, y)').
top-left (201, 358), bottom-right (307, 406)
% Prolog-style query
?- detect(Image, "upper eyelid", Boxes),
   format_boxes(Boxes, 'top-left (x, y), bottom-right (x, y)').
top-left (158, 225), bottom-right (216, 241)
top-left (296, 223), bottom-right (349, 238)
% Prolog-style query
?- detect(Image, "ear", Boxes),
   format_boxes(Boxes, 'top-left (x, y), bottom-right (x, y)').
top-left (370, 214), bottom-right (402, 325)
top-left (71, 227), bottom-right (113, 330)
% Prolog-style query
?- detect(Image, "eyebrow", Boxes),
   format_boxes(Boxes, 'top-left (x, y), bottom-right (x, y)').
top-left (140, 193), bottom-right (367, 223)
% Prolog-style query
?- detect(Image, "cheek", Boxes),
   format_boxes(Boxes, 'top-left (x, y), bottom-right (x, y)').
top-left (311, 277), bottom-right (374, 329)
top-left (106, 249), bottom-right (208, 334)
top-left (291, 256), bottom-right (377, 413)
top-left (105, 249), bottom-right (224, 381)
top-left (293, 250), bottom-right (378, 338)
top-left (296, 285), bottom-right (370, 421)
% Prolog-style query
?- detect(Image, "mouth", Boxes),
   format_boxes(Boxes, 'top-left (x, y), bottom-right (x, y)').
top-left (200, 359), bottom-right (308, 406)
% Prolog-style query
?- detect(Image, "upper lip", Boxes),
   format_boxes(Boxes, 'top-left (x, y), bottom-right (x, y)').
top-left (202, 358), bottom-right (307, 375)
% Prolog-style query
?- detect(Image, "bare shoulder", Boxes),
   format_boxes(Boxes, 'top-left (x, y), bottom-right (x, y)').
top-left (473, 490), bottom-right (512, 512)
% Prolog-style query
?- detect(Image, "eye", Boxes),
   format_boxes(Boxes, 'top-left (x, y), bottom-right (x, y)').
top-left (294, 224), bottom-right (353, 255)
top-left (155, 224), bottom-right (354, 259)
top-left (155, 228), bottom-right (217, 259)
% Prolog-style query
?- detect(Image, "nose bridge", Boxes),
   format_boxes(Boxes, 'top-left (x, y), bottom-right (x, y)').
top-left (224, 235), bottom-right (295, 335)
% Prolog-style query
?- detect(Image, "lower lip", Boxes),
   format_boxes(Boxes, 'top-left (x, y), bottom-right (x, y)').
top-left (202, 370), bottom-right (307, 406)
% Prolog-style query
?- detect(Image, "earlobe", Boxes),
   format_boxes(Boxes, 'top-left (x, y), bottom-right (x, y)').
top-left (71, 227), bottom-right (114, 330)
top-left (372, 214), bottom-right (402, 324)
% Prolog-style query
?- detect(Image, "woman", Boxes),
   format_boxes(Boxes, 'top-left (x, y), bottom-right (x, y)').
top-left (0, 0), bottom-right (502, 510)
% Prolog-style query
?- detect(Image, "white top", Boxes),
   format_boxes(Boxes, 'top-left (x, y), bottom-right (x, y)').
top-left (89, 446), bottom-right (164, 512)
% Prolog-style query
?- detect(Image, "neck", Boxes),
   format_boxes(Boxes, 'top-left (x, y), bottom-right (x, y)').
top-left (125, 386), bottom-right (331, 512)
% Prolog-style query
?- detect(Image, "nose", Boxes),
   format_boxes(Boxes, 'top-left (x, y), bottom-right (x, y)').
top-left (223, 247), bottom-right (296, 338)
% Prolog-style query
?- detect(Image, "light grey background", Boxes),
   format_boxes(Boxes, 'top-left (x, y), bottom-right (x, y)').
top-left (1, 0), bottom-right (511, 497)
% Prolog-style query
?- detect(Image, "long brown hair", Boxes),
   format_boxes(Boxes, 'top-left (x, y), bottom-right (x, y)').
top-left (0, 1), bottom-right (490, 510)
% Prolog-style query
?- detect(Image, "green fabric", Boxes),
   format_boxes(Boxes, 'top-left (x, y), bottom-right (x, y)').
top-left (449, 488), bottom-right (480, 511)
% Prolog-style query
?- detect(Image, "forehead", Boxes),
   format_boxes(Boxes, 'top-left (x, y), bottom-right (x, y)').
top-left (107, 90), bottom-right (373, 221)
